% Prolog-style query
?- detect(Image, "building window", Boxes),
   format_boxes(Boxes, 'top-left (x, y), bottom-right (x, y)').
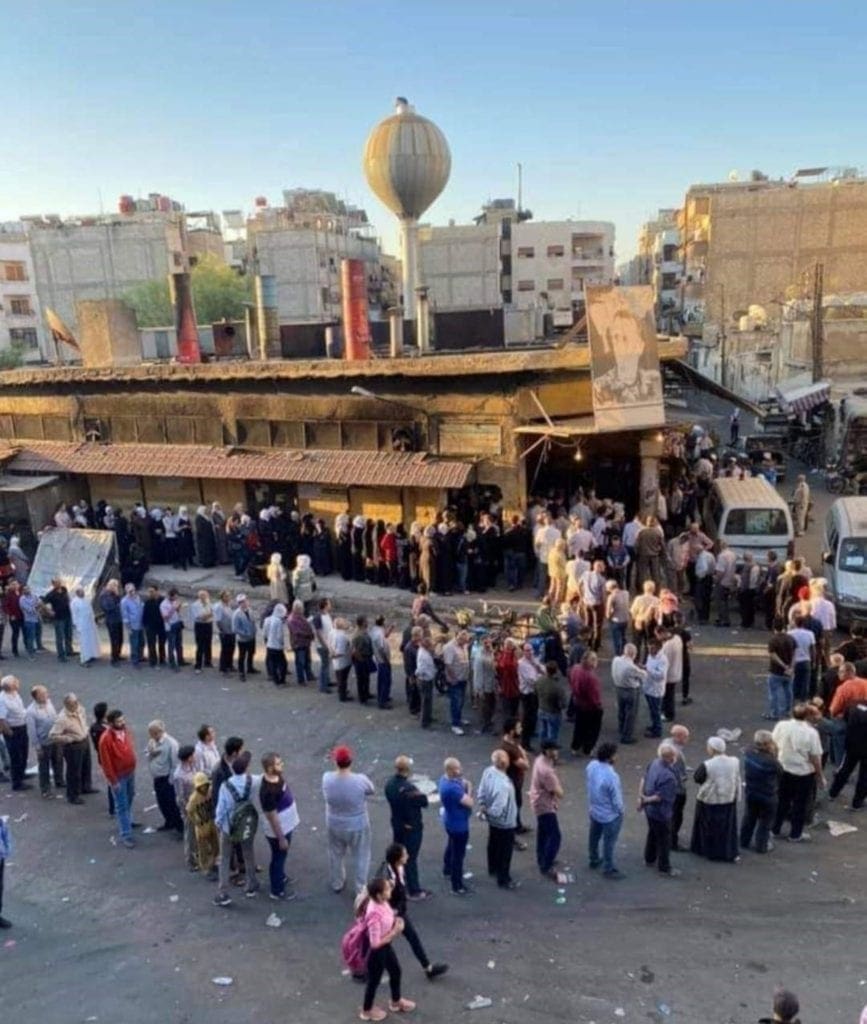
top-left (8, 296), bottom-right (32, 316)
top-left (3, 262), bottom-right (26, 282)
top-left (663, 244), bottom-right (678, 262)
top-left (517, 280), bottom-right (535, 292)
top-left (546, 245), bottom-right (565, 258)
top-left (236, 419), bottom-right (270, 447)
top-left (83, 417), bottom-right (107, 442)
top-left (516, 246), bottom-right (535, 258)
top-left (547, 278), bottom-right (564, 291)
top-left (9, 328), bottom-right (38, 348)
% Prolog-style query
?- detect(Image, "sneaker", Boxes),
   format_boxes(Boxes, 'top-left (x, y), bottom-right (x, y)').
top-left (358, 1009), bottom-right (387, 1022)
top-left (244, 885), bottom-right (261, 898)
top-left (407, 890), bottom-right (433, 902)
top-left (426, 963), bottom-right (448, 980)
top-left (213, 893), bottom-right (232, 907)
top-left (449, 887), bottom-right (472, 896)
top-left (603, 869), bottom-right (625, 880)
top-left (451, 726), bottom-right (464, 736)
top-left (121, 837), bottom-right (135, 849)
top-left (660, 868), bottom-right (682, 878)
top-left (788, 833), bottom-right (812, 843)
top-left (269, 890), bottom-right (297, 901)
top-left (498, 880), bottom-right (521, 890)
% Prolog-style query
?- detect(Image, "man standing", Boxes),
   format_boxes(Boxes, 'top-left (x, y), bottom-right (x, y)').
top-left (370, 615), bottom-right (393, 710)
top-left (477, 749), bottom-right (519, 890)
top-left (350, 616), bottom-right (374, 705)
top-left (791, 474), bottom-right (810, 537)
top-left (787, 614), bottom-right (816, 703)
top-left (98, 709), bottom-right (137, 848)
top-left (41, 578), bottom-right (73, 662)
top-left (147, 720), bottom-right (183, 834)
top-left (660, 627), bottom-right (684, 722)
top-left (586, 742), bottom-right (624, 878)
top-left (535, 660), bottom-right (569, 744)
top-left (530, 740), bottom-right (564, 877)
top-left (611, 643), bottom-right (646, 744)
top-left (767, 618), bottom-right (796, 720)
top-left (517, 642), bottom-right (544, 751)
top-left (322, 746), bottom-right (374, 894)
top-left (142, 585), bottom-right (167, 669)
top-left (642, 638), bottom-right (668, 739)
top-left (772, 704), bottom-right (824, 842)
top-left (438, 757), bottom-right (473, 896)
top-left (311, 597), bottom-right (334, 694)
top-left (213, 590), bottom-right (235, 675)
top-left (99, 579), bottom-right (124, 665)
top-left (120, 583), bottom-right (144, 668)
top-left (638, 742), bottom-right (681, 877)
top-left (442, 631), bottom-right (470, 736)
top-left (713, 542), bottom-right (738, 627)
top-left (385, 755), bottom-right (430, 900)
top-left (500, 717), bottom-right (531, 840)
top-left (48, 693), bottom-right (92, 806)
top-left (605, 579), bottom-right (630, 657)
top-left (579, 560), bottom-right (607, 652)
top-left (693, 544), bottom-right (716, 625)
top-left (828, 693), bottom-right (867, 810)
top-left (668, 724), bottom-right (691, 851)
top-left (26, 684), bottom-right (63, 796)
top-left (0, 676), bottom-right (29, 791)
top-left (737, 554), bottom-right (760, 629)
top-left (214, 750), bottom-right (260, 906)
top-left (232, 594), bottom-right (257, 681)
top-left (0, 813), bottom-right (10, 928)
top-left (402, 626), bottom-right (422, 717)
top-left (160, 588), bottom-right (185, 672)
top-left (415, 636), bottom-right (437, 729)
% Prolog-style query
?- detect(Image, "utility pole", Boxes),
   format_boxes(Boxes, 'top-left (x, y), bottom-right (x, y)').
top-left (811, 261), bottom-right (824, 383)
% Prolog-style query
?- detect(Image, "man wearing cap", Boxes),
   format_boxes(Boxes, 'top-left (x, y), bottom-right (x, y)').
top-left (385, 754), bottom-right (431, 899)
top-left (529, 739), bottom-right (564, 877)
top-left (322, 746), bottom-right (374, 894)
top-left (232, 594), bottom-right (258, 682)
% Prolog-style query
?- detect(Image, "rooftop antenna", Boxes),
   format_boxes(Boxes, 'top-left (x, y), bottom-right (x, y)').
top-left (517, 162), bottom-right (523, 216)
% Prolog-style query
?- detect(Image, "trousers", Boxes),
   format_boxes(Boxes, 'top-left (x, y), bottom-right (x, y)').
top-left (487, 824), bottom-right (515, 886)
top-left (327, 824), bottom-right (371, 893)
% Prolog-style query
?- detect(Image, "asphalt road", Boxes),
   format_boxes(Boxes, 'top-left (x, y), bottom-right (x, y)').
top-left (2, 479), bottom-right (863, 1024)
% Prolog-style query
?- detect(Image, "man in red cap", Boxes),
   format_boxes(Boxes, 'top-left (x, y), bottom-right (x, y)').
top-left (322, 746), bottom-right (375, 893)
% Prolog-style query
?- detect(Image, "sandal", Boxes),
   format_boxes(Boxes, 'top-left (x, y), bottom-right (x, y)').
top-left (389, 998), bottom-right (416, 1013)
top-left (359, 1009), bottom-right (387, 1022)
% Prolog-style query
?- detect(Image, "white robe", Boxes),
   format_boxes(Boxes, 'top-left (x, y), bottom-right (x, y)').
top-left (70, 595), bottom-right (101, 663)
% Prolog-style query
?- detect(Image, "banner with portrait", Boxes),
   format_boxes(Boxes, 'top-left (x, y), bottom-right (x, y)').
top-left (586, 285), bottom-right (665, 432)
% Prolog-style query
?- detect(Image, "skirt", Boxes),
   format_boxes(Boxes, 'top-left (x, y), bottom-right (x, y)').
top-left (690, 800), bottom-right (739, 862)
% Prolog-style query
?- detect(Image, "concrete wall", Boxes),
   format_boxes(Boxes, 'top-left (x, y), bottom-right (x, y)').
top-left (418, 223), bottom-right (501, 311)
top-left (0, 233), bottom-right (48, 361)
top-left (511, 220), bottom-right (615, 311)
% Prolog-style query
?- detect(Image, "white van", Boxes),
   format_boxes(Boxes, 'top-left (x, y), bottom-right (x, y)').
top-left (822, 497), bottom-right (867, 625)
top-left (705, 477), bottom-right (793, 566)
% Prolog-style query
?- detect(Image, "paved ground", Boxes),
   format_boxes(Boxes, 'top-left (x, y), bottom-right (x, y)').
top-left (4, 468), bottom-right (863, 1024)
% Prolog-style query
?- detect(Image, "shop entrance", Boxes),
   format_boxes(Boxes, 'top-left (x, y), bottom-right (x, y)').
top-left (245, 480), bottom-right (299, 515)
top-left (523, 432), bottom-right (642, 512)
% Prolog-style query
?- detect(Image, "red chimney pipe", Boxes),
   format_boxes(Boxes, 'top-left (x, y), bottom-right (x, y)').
top-left (170, 272), bottom-right (202, 364)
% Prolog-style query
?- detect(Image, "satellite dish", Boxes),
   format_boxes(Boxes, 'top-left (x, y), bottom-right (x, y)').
top-left (728, 170), bottom-right (740, 182)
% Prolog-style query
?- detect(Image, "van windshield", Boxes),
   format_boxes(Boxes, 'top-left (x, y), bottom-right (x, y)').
top-left (724, 508), bottom-right (789, 536)
top-left (839, 537), bottom-right (867, 574)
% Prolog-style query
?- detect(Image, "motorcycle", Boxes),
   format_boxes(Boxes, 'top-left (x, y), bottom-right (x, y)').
top-left (824, 464), bottom-right (867, 495)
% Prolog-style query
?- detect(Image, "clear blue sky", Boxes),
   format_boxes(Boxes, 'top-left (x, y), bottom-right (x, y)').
top-left (3, 1), bottom-right (865, 258)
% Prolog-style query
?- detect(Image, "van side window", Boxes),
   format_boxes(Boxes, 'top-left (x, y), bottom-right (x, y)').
top-left (828, 527), bottom-right (839, 558)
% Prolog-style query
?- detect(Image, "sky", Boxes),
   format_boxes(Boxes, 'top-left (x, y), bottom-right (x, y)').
top-left (3, 1), bottom-right (866, 260)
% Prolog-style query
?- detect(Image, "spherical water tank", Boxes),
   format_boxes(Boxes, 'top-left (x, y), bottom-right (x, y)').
top-left (363, 98), bottom-right (451, 220)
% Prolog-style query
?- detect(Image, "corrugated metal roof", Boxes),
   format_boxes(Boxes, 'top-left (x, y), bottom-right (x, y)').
top-left (4, 442), bottom-right (474, 490)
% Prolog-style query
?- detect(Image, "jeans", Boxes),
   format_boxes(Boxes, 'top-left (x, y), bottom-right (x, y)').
top-left (167, 623), bottom-right (183, 669)
top-left (22, 620), bottom-right (37, 654)
top-left (54, 618), bottom-right (73, 660)
top-left (336, 665), bottom-right (352, 701)
top-left (536, 812), bottom-right (561, 873)
top-left (538, 711), bottom-right (562, 744)
top-left (316, 645), bottom-right (331, 692)
top-left (36, 742), bottom-right (64, 793)
top-left (443, 828), bottom-right (468, 892)
top-left (792, 661), bottom-right (811, 702)
top-left (236, 639), bottom-right (255, 678)
top-left (617, 688), bottom-right (639, 742)
top-left (376, 661), bottom-right (392, 707)
top-left (128, 628), bottom-right (144, 666)
top-left (610, 621), bottom-right (627, 656)
top-left (767, 674), bottom-right (792, 719)
top-left (9, 619), bottom-right (21, 657)
top-left (504, 550), bottom-right (524, 590)
top-left (448, 680), bottom-right (466, 727)
top-left (266, 831), bottom-right (293, 896)
top-left (218, 831), bottom-right (255, 898)
top-left (740, 796), bottom-right (776, 852)
top-left (456, 561), bottom-right (468, 593)
top-left (327, 824), bottom-right (371, 893)
top-left (293, 646), bottom-right (313, 683)
top-left (113, 772), bottom-right (136, 840)
top-left (644, 693), bottom-right (662, 737)
top-left (589, 813), bottom-right (623, 872)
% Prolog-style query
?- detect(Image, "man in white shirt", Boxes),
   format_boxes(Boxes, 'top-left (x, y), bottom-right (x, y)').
top-left (772, 705), bottom-right (824, 842)
top-left (660, 629), bottom-right (683, 722)
top-left (630, 581), bottom-right (659, 661)
top-left (809, 580), bottom-right (836, 666)
top-left (621, 513), bottom-right (643, 590)
top-left (415, 637), bottom-right (437, 730)
top-left (517, 644), bottom-right (545, 752)
top-left (694, 546), bottom-right (716, 624)
top-left (534, 514), bottom-right (563, 599)
top-left (442, 631), bottom-right (470, 736)
top-left (311, 597), bottom-right (334, 694)
top-left (567, 520), bottom-right (594, 560)
top-left (713, 542), bottom-right (738, 627)
top-left (579, 560), bottom-right (607, 652)
top-left (642, 640), bottom-right (668, 739)
top-left (0, 676), bottom-right (29, 791)
top-left (611, 644), bottom-right (646, 744)
top-left (787, 615), bottom-right (816, 702)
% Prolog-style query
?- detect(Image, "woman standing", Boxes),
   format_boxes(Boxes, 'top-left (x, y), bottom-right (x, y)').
top-left (547, 538), bottom-right (569, 607)
top-left (194, 506), bottom-right (217, 569)
top-left (267, 552), bottom-right (289, 604)
top-left (264, 603), bottom-right (289, 687)
top-left (418, 527), bottom-right (436, 594)
top-left (174, 507), bottom-right (194, 570)
top-left (359, 877), bottom-right (415, 1022)
top-left (291, 554), bottom-right (316, 614)
top-left (312, 518), bottom-right (333, 577)
top-left (190, 589), bottom-right (214, 673)
top-left (259, 751), bottom-right (300, 901)
top-left (690, 736), bottom-right (741, 862)
top-left (332, 618), bottom-right (353, 702)
top-left (740, 730), bottom-right (782, 854)
top-left (336, 514), bottom-right (353, 581)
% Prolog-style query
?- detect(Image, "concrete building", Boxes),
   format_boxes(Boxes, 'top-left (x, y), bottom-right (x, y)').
top-left (0, 224), bottom-right (48, 362)
top-left (677, 171), bottom-right (867, 359)
top-left (247, 190), bottom-right (387, 325)
top-left (635, 209), bottom-right (682, 333)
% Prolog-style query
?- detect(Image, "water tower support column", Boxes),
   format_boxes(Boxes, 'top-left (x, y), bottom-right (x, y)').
top-left (400, 217), bottom-right (419, 324)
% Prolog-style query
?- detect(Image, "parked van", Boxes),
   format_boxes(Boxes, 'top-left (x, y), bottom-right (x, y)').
top-left (705, 477), bottom-right (793, 565)
top-left (822, 497), bottom-right (867, 625)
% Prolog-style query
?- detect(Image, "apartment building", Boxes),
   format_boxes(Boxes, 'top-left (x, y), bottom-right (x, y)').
top-left (634, 209), bottom-right (682, 332)
top-left (0, 225), bottom-right (47, 362)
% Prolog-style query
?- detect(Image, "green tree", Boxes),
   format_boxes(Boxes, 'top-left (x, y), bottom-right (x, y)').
top-left (123, 253), bottom-right (252, 328)
top-left (0, 343), bottom-right (26, 370)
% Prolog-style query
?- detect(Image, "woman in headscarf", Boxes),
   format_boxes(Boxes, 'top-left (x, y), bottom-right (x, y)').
top-left (292, 554), bottom-right (316, 614)
top-left (363, 519), bottom-right (377, 584)
top-left (407, 523), bottom-right (422, 590)
top-left (149, 507), bottom-right (166, 564)
top-left (194, 505), bottom-right (217, 569)
top-left (70, 587), bottom-right (100, 664)
top-left (174, 506), bottom-right (194, 570)
top-left (211, 502), bottom-right (229, 565)
top-left (351, 515), bottom-right (366, 582)
top-left (267, 552), bottom-right (289, 604)
top-left (690, 736), bottom-right (741, 862)
top-left (335, 513), bottom-right (352, 581)
top-left (263, 602), bottom-right (289, 686)
top-left (312, 517), bottom-right (333, 577)
top-left (418, 527), bottom-right (436, 594)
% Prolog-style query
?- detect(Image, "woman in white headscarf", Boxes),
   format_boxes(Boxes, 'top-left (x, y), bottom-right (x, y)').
top-left (690, 736), bottom-right (741, 862)
top-left (291, 554), bottom-right (317, 614)
top-left (70, 587), bottom-right (101, 665)
top-left (267, 552), bottom-right (289, 604)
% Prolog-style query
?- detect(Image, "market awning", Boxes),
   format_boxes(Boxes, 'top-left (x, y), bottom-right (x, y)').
top-left (5, 442), bottom-right (474, 491)
top-left (774, 380), bottom-right (832, 415)
top-left (513, 416), bottom-right (597, 437)
top-left (0, 473), bottom-right (59, 492)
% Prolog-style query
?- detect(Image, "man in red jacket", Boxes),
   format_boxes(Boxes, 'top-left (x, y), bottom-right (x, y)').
top-left (98, 709), bottom-right (137, 848)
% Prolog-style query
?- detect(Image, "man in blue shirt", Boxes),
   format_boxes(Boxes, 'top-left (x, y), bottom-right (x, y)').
top-left (120, 584), bottom-right (145, 668)
top-left (438, 757), bottom-right (473, 896)
top-left (585, 742), bottom-right (625, 878)
top-left (638, 743), bottom-right (681, 877)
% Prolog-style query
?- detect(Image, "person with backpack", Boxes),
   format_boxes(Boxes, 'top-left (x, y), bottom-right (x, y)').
top-left (213, 750), bottom-right (260, 906)
top-left (358, 877), bottom-right (416, 1021)
top-left (378, 843), bottom-right (448, 981)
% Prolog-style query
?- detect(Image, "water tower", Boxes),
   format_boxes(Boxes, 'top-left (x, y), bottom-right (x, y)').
top-left (363, 97), bottom-right (451, 325)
